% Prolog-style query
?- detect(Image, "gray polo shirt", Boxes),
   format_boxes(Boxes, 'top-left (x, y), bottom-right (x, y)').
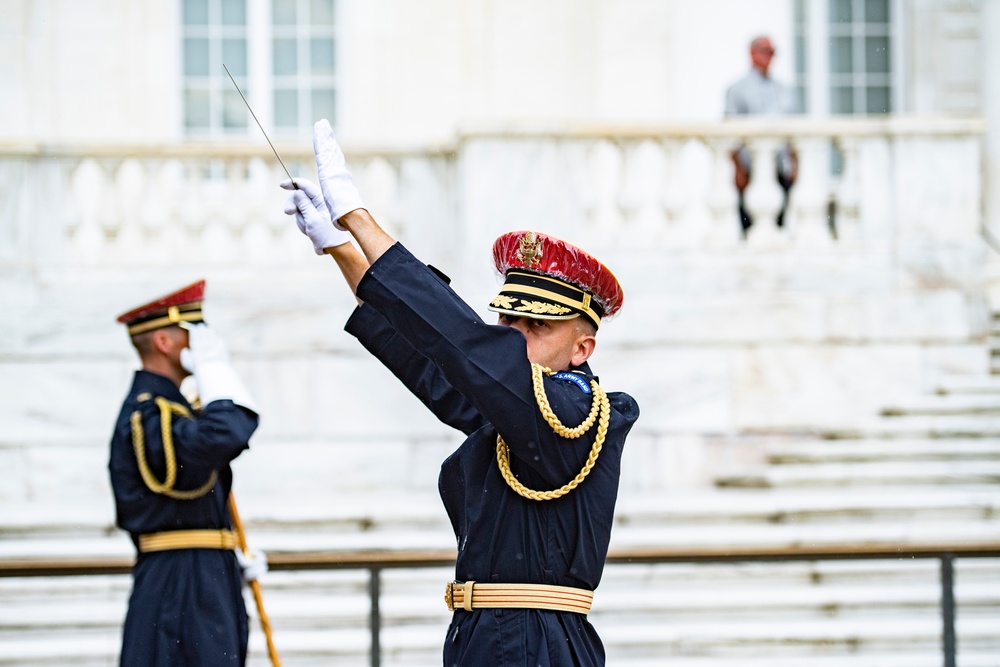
top-left (725, 67), bottom-right (797, 117)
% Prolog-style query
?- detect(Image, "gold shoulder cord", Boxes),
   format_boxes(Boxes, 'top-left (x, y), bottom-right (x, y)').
top-left (496, 363), bottom-right (611, 501)
top-left (130, 396), bottom-right (218, 500)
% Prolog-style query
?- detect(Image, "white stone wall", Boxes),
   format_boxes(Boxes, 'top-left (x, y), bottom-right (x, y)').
top-left (0, 0), bottom-right (994, 530)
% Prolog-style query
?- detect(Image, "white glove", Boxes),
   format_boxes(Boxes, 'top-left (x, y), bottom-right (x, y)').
top-left (180, 323), bottom-right (258, 413)
top-left (281, 177), bottom-right (352, 254)
top-left (313, 119), bottom-right (365, 231)
top-left (235, 548), bottom-right (268, 583)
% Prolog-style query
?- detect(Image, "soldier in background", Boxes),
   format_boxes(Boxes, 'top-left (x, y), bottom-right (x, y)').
top-left (109, 280), bottom-right (260, 666)
top-left (282, 120), bottom-right (640, 666)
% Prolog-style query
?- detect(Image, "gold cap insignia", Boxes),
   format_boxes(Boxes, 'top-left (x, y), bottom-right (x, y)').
top-left (516, 232), bottom-right (543, 267)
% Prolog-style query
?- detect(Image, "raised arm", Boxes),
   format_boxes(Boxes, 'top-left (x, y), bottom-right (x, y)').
top-left (281, 119), bottom-right (395, 297)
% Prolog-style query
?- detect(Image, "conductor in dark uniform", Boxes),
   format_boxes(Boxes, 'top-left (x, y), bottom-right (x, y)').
top-left (282, 120), bottom-right (640, 666)
top-left (109, 280), bottom-right (259, 667)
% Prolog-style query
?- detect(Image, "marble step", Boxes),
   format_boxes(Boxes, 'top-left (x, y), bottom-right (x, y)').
top-left (3, 557), bottom-right (997, 666)
top-left (934, 374), bottom-right (1000, 395)
top-left (6, 561), bottom-right (997, 630)
top-left (600, 616), bottom-right (1000, 657)
top-left (762, 438), bottom-right (1000, 464)
top-left (714, 460), bottom-right (1000, 489)
top-left (615, 487), bottom-right (1000, 525)
top-left (879, 395), bottom-right (1000, 416)
top-left (819, 414), bottom-right (1000, 439)
top-left (3, 491), bottom-right (999, 564)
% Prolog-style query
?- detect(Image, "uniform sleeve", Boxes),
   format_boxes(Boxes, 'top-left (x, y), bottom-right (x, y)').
top-left (136, 399), bottom-right (256, 486)
top-left (356, 243), bottom-right (566, 455)
top-left (345, 302), bottom-right (488, 435)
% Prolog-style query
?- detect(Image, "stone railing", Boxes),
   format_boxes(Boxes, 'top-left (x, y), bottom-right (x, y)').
top-left (0, 116), bottom-right (989, 453)
top-left (0, 116), bottom-right (985, 273)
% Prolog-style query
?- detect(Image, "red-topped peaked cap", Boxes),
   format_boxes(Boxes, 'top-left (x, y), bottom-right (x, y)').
top-left (488, 231), bottom-right (624, 330)
top-left (116, 280), bottom-right (207, 336)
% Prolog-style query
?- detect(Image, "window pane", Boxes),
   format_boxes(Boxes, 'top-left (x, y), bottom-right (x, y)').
top-left (274, 89), bottom-right (299, 127)
top-left (830, 86), bottom-right (855, 114)
top-left (185, 88), bottom-right (211, 128)
top-left (793, 85), bottom-right (807, 114)
top-left (311, 0), bottom-right (335, 24)
top-left (865, 0), bottom-right (889, 23)
top-left (184, 38), bottom-right (210, 76)
top-left (222, 0), bottom-right (246, 25)
top-left (183, 0), bottom-right (209, 25)
top-left (223, 38), bottom-right (247, 75)
top-left (310, 38), bottom-right (335, 74)
top-left (795, 34), bottom-right (806, 75)
top-left (311, 88), bottom-right (336, 121)
top-left (866, 36), bottom-right (890, 73)
top-left (273, 0), bottom-right (296, 25)
top-left (866, 86), bottom-right (890, 114)
top-left (830, 36), bottom-right (853, 73)
top-left (273, 38), bottom-right (297, 75)
top-left (794, 0), bottom-right (805, 24)
top-left (830, 0), bottom-right (851, 23)
top-left (223, 89), bottom-right (249, 128)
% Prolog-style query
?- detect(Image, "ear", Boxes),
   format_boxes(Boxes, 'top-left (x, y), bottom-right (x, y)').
top-left (150, 329), bottom-right (173, 355)
top-left (570, 333), bottom-right (597, 368)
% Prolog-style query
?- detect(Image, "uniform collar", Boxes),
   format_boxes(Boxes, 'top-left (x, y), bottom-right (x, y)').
top-left (131, 370), bottom-right (189, 406)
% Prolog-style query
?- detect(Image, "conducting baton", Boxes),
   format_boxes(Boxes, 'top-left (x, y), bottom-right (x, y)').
top-left (223, 63), bottom-right (297, 189)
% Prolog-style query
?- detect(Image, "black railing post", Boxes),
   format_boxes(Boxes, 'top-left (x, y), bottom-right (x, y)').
top-left (370, 566), bottom-right (382, 667)
top-left (941, 554), bottom-right (956, 667)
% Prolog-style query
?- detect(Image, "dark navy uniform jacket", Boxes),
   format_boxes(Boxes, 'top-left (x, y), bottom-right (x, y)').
top-left (345, 243), bottom-right (640, 666)
top-left (108, 370), bottom-right (258, 667)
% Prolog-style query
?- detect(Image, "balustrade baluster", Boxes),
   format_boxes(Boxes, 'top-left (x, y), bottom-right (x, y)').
top-left (584, 139), bottom-right (622, 245)
top-left (616, 138), bottom-right (664, 246)
top-left (706, 138), bottom-right (741, 248)
top-left (790, 137), bottom-right (834, 246)
top-left (69, 159), bottom-right (107, 264)
top-left (659, 138), bottom-right (687, 241)
top-left (743, 137), bottom-right (788, 247)
top-left (96, 158), bottom-right (125, 242)
top-left (834, 136), bottom-right (862, 239)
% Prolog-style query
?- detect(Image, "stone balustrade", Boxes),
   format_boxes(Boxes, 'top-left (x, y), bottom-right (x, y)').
top-left (0, 116), bottom-right (985, 271)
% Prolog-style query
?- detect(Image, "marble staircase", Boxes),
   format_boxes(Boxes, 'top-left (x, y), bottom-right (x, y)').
top-left (2, 377), bottom-right (1000, 666)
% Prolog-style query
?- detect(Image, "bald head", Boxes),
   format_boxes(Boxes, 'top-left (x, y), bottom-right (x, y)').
top-left (749, 36), bottom-right (775, 75)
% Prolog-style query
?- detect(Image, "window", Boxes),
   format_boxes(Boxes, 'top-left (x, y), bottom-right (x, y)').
top-left (793, 0), bottom-right (894, 116)
top-left (182, 0), bottom-right (250, 135)
top-left (182, 0), bottom-right (338, 137)
top-left (828, 0), bottom-right (892, 114)
top-left (792, 0), bottom-right (809, 114)
top-left (271, 0), bottom-right (337, 131)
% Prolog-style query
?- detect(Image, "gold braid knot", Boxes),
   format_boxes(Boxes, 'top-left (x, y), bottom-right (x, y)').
top-left (496, 363), bottom-right (610, 501)
top-left (130, 396), bottom-right (218, 500)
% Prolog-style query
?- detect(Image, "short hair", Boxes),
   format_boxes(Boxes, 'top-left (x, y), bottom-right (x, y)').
top-left (130, 325), bottom-right (185, 361)
top-left (573, 315), bottom-right (598, 338)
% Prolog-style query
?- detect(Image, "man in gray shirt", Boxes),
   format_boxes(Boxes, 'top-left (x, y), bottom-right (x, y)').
top-left (725, 36), bottom-right (798, 238)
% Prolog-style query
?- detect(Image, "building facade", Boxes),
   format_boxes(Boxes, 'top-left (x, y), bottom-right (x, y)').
top-left (0, 0), bottom-right (996, 518)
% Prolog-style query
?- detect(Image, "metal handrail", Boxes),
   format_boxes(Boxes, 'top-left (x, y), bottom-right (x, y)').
top-left (3, 542), bottom-right (999, 667)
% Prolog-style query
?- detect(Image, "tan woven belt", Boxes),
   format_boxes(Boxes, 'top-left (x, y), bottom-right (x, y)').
top-left (138, 529), bottom-right (238, 553)
top-left (444, 580), bottom-right (594, 615)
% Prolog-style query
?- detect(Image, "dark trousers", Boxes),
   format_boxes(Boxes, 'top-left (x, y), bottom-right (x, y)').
top-left (739, 169), bottom-right (795, 236)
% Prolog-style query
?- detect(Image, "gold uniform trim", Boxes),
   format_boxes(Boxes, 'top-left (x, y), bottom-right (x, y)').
top-left (495, 364), bottom-right (610, 501)
top-left (444, 580), bottom-right (594, 614)
top-left (138, 529), bottom-right (237, 553)
top-left (494, 284), bottom-right (601, 325)
top-left (127, 303), bottom-right (204, 335)
top-left (130, 396), bottom-right (218, 500)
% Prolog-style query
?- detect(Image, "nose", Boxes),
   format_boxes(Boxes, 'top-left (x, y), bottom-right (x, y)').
top-left (507, 317), bottom-right (530, 336)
